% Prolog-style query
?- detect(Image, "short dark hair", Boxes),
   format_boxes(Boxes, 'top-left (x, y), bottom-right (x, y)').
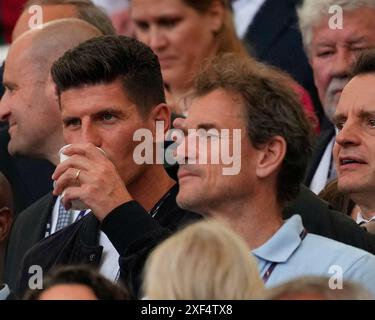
top-left (193, 54), bottom-right (313, 203)
top-left (51, 35), bottom-right (166, 115)
top-left (24, 0), bottom-right (115, 35)
top-left (24, 265), bottom-right (130, 300)
top-left (350, 49), bottom-right (375, 78)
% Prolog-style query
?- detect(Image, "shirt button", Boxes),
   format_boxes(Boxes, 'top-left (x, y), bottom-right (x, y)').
top-left (89, 254), bottom-right (96, 262)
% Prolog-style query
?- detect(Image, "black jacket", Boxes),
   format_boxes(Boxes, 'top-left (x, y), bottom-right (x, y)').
top-left (285, 185), bottom-right (375, 253)
top-left (0, 128), bottom-right (55, 215)
top-left (16, 184), bottom-right (201, 298)
top-left (304, 125), bottom-right (336, 186)
top-left (4, 193), bottom-right (56, 290)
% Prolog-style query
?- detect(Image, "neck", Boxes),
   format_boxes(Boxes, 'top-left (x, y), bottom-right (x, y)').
top-left (351, 193), bottom-right (375, 221)
top-left (127, 165), bottom-right (175, 212)
top-left (44, 135), bottom-right (64, 166)
top-left (207, 191), bottom-right (284, 250)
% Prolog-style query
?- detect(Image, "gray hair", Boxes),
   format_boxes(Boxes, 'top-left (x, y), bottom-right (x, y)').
top-left (297, 0), bottom-right (375, 56)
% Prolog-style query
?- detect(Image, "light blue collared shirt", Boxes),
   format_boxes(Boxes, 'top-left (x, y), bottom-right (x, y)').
top-left (253, 215), bottom-right (375, 297)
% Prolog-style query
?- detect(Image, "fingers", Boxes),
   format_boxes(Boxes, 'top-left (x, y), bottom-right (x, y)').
top-left (172, 117), bottom-right (185, 130)
top-left (60, 186), bottom-right (86, 210)
top-left (52, 144), bottom-right (106, 181)
top-left (53, 167), bottom-right (86, 196)
top-left (60, 143), bottom-right (107, 160)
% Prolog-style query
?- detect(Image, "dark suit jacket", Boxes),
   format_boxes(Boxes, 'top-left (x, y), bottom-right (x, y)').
top-left (0, 128), bottom-right (55, 215)
top-left (285, 185), bottom-right (375, 253)
top-left (0, 62), bottom-right (5, 130)
top-left (244, 0), bottom-right (325, 123)
top-left (4, 193), bottom-right (55, 291)
top-left (304, 124), bottom-right (336, 186)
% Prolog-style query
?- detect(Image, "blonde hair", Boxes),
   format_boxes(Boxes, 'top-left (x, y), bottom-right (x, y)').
top-left (182, 0), bottom-right (249, 59)
top-left (143, 219), bottom-right (264, 300)
top-left (265, 276), bottom-right (373, 300)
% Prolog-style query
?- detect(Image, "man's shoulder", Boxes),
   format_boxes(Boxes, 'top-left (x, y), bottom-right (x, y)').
top-left (303, 232), bottom-right (375, 266)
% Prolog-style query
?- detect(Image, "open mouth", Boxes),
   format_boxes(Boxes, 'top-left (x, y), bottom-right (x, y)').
top-left (340, 157), bottom-right (366, 166)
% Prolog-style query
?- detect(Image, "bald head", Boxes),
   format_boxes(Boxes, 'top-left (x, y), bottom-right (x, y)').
top-left (12, 4), bottom-right (79, 41)
top-left (12, 1), bottom-right (115, 42)
top-left (11, 18), bottom-right (102, 82)
top-left (0, 19), bottom-right (102, 163)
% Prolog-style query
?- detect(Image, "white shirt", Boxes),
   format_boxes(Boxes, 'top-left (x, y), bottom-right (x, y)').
top-left (0, 45), bottom-right (9, 64)
top-left (232, 0), bottom-right (267, 39)
top-left (356, 212), bottom-right (375, 225)
top-left (309, 137), bottom-right (335, 194)
top-left (98, 231), bottom-right (120, 283)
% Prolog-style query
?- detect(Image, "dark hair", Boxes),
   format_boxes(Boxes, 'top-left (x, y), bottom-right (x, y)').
top-left (193, 53), bottom-right (313, 203)
top-left (24, 265), bottom-right (130, 300)
top-left (51, 35), bottom-right (166, 115)
top-left (350, 49), bottom-right (375, 78)
top-left (24, 0), bottom-right (115, 35)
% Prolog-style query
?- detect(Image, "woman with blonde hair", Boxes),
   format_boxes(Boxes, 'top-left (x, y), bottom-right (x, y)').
top-left (131, 0), bottom-right (318, 130)
top-left (142, 219), bottom-right (265, 300)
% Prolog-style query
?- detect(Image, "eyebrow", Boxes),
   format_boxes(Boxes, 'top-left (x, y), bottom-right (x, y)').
top-left (92, 108), bottom-right (125, 118)
top-left (358, 110), bottom-right (375, 119)
top-left (332, 113), bottom-right (346, 125)
top-left (347, 36), bottom-right (368, 45)
top-left (333, 109), bottom-right (375, 124)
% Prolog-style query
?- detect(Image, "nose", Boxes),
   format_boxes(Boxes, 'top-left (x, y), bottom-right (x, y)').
top-left (0, 94), bottom-right (11, 122)
top-left (175, 130), bottom-right (200, 165)
top-left (331, 48), bottom-right (354, 78)
top-left (148, 26), bottom-right (167, 52)
top-left (335, 121), bottom-right (361, 147)
top-left (78, 122), bottom-right (102, 147)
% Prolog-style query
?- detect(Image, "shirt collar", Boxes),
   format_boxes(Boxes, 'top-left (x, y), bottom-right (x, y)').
top-left (0, 284), bottom-right (10, 300)
top-left (356, 212), bottom-right (375, 225)
top-left (252, 215), bottom-right (305, 263)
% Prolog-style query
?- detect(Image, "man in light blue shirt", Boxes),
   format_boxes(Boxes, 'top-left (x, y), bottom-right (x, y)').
top-left (173, 54), bottom-right (375, 297)
top-left (254, 214), bottom-right (375, 294)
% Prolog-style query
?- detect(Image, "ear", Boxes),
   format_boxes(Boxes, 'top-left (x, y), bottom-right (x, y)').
top-left (255, 136), bottom-right (287, 179)
top-left (0, 207), bottom-right (12, 243)
top-left (207, 0), bottom-right (225, 33)
top-left (149, 103), bottom-right (171, 143)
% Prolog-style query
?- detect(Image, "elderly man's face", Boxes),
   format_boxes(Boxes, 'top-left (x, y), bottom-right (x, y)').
top-left (310, 7), bottom-right (375, 123)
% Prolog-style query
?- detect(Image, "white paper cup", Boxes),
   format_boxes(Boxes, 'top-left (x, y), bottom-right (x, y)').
top-left (58, 144), bottom-right (106, 210)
